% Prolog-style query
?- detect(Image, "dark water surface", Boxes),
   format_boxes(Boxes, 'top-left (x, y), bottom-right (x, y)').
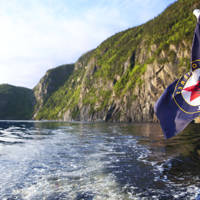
top-left (0, 121), bottom-right (200, 199)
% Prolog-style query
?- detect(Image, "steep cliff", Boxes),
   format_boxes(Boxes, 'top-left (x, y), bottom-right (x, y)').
top-left (33, 64), bottom-right (74, 117)
top-left (34, 0), bottom-right (200, 122)
top-left (0, 84), bottom-right (35, 120)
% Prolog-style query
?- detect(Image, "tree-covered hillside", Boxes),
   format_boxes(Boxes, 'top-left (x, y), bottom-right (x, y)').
top-left (34, 64), bottom-right (74, 116)
top-left (0, 84), bottom-right (35, 120)
top-left (34, 0), bottom-right (200, 121)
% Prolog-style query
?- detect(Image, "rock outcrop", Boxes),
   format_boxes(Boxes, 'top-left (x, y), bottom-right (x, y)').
top-left (34, 0), bottom-right (198, 122)
top-left (2, 0), bottom-right (199, 122)
top-left (33, 64), bottom-right (74, 117)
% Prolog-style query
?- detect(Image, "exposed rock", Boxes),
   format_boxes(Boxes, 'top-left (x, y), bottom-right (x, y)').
top-left (33, 0), bottom-right (200, 123)
top-left (33, 64), bottom-right (74, 117)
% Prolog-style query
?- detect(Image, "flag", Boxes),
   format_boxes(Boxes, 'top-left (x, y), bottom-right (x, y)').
top-left (154, 15), bottom-right (200, 139)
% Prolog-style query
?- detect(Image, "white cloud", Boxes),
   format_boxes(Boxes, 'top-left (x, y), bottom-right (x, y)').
top-left (0, 0), bottom-right (176, 88)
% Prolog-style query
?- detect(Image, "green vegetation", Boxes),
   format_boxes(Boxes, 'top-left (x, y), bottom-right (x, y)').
top-left (34, 0), bottom-right (200, 120)
top-left (35, 66), bottom-right (85, 120)
top-left (0, 84), bottom-right (35, 120)
top-left (34, 64), bottom-right (74, 107)
top-left (44, 64), bottom-right (74, 93)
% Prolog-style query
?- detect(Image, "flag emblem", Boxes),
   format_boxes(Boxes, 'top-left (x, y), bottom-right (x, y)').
top-left (173, 69), bottom-right (200, 114)
top-left (154, 10), bottom-right (200, 138)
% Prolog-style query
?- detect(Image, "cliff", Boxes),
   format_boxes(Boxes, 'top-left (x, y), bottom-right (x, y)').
top-left (1, 0), bottom-right (197, 122)
top-left (0, 84), bottom-right (35, 120)
top-left (33, 0), bottom-right (200, 122)
top-left (33, 64), bottom-right (74, 117)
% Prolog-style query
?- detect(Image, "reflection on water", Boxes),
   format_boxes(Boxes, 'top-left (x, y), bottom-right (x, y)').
top-left (0, 121), bottom-right (200, 199)
top-left (161, 124), bottom-right (200, 188)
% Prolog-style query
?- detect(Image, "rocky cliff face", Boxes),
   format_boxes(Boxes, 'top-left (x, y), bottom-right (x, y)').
top-left (34, 0), bottom-right (200, 122)
top-left (33, 64), bottom-right (74, 117)
top-left (0, 84), bottom-right (35, 120)
top-left (68, 43), bottom-right (191, 122)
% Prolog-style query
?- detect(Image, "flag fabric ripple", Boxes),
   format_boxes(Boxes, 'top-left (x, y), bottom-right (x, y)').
top-left (154, 16), bottom-right (200, 138)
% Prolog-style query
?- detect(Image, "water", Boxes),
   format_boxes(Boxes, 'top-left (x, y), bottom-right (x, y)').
top-left (0, 121), bottom-right (200, 199)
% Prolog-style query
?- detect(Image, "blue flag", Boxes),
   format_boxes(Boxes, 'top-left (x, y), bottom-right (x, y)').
top-left (154, 13), bottom-right (200, 138)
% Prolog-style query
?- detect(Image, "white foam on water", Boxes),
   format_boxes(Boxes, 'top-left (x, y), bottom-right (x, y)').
top-left (12, 153), bottom-right (127, 200)
top-left (6, 129), bottom-right (148, 199)
top-left (1, 123), bottom-right (200, 199)
top-left (138, 150), bottom-right (200, 199)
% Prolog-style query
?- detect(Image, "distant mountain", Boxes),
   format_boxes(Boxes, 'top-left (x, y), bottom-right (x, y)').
top-left (34, 0), bottom-right (200, 122)
top-left (1, 0), bottom-right (200, 122)
top-left (0, 84), bottom-right (35, 120)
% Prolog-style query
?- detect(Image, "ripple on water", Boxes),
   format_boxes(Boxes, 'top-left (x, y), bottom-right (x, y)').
top-left (0, 122), bottom-right (200, 199)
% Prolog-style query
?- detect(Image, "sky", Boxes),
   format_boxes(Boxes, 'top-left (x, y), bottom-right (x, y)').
top-left (0, 0), bottom-right (176, 88)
